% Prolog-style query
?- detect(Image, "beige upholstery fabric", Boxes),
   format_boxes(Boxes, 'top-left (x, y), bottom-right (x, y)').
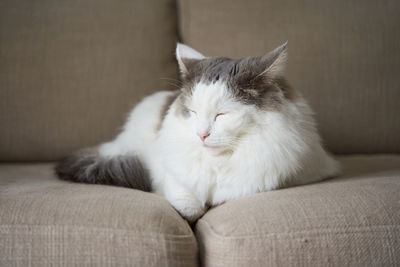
top-left (0, 164), bottom-right (198, 267)
top-left (178, 0), bottom-right (400, 154)
top-left (0, 0), bottom-right (178, 161)
top-left (195, 155), bottom-right (400, 267)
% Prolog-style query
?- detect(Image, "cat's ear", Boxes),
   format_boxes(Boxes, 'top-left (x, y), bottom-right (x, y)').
top-left (259, 42), bottom-right (288, 78)
top-left (176, 43), bottom-right (205, 76)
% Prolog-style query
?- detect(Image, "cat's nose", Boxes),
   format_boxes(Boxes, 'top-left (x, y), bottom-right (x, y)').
top-left (197, 132), bottom-right (210, 142)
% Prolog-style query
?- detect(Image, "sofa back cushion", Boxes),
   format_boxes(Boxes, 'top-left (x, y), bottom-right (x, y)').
top-left (0, 0), bottom-right (178, 161)
top-left (178, 0), bottom-right (400, 154)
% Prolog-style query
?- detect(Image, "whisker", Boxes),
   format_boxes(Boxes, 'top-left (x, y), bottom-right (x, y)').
top-left (207, 136), bottom-right (243, 149)
top-left (163, 81), bottom-right (183, 89)
top-left (160, 77), bottom-right (184, 86)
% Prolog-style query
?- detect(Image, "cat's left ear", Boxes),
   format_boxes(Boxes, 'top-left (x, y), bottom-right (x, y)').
top-left (176, 43), bottom-right (206, 76)
top-left (259, 41), bottom-right (288, 78)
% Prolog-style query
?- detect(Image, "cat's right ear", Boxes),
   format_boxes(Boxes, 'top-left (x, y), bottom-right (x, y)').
top-left (258, 42), bottom-right (288, 78)
top-left (176, 43), bottom-right (205, 77)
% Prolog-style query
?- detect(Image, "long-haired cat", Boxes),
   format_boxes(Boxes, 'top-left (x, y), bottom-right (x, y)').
top-left (56, 43), bottom-right (340, 222)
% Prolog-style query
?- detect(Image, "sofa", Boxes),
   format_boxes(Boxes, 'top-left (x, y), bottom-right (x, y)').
top-left (1, 0), bottom-right (399, 266)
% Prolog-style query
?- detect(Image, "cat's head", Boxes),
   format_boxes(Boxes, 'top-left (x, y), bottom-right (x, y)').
top-left (175, 42), bottom-right (294, 153)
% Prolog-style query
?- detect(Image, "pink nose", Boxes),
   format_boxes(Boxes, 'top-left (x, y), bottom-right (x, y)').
top-left (197, 132), bottom-right (210, 142)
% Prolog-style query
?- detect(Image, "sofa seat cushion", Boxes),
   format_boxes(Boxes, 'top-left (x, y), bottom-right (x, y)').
top-left (0, 164), bottom-right (198, 267)
top-left (195, 155), bottom-right (400, 267)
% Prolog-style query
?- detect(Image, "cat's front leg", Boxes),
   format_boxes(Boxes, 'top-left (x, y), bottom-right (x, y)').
top-left (159, 177), bottom-right (206, 223)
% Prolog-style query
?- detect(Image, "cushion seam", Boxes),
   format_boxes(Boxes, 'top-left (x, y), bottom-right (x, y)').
top-left (0, 223), bottom-right (195, 239)
top-left (196, 219), bottom-right (400, 240)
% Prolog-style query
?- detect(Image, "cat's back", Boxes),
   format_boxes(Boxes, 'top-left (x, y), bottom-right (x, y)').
top-left (127, 89), bottom-right (179, 141)
top-left (101, 90), bottom-right (179, 156)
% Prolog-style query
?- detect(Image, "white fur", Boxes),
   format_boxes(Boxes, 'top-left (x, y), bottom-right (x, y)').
top-left (99, 80), bottom-right (340, 222)
top-left (176, 43), bottom-right (205, 61)
top-left (176, 43), bottom-right (206, 76)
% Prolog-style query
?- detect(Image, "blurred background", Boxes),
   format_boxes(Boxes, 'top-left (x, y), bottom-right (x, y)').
top-left (1, 0), bottom-right (399, 162)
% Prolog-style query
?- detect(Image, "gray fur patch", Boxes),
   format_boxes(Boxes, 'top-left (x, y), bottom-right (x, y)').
top-left (55, 148), bottom-right (151, 192)
top-left (179, 44), bottom-right (294, 110)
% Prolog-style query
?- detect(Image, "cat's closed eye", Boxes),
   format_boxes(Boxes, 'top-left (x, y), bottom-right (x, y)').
top-left (214, 113), bottom-right (226, 121)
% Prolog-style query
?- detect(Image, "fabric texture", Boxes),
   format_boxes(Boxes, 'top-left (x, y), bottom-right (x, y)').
top-left (178, 0), bottom-right (400, 154)
top-left (0, 164), bottom-right (198, 267)
top-left (0, 0), bottom-right (179, 161)
top-left (195, 155), bottom-right (400, 267)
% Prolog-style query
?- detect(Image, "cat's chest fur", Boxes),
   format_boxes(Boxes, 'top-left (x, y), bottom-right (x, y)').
top-left (158, 115), bottom-right (240, 204)
top-left (172, 152), bottom-right (228, 204)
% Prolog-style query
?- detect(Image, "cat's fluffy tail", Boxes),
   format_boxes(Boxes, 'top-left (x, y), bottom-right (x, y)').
top-left (55, 148), bottom-right (151, 191)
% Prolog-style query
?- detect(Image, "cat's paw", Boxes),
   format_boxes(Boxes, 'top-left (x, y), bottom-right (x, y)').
top-left (170, 195), bottom-right (206, 223)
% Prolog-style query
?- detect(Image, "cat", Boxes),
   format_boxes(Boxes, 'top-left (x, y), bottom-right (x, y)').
top-left (56, 42), bottom-right (340, 222)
